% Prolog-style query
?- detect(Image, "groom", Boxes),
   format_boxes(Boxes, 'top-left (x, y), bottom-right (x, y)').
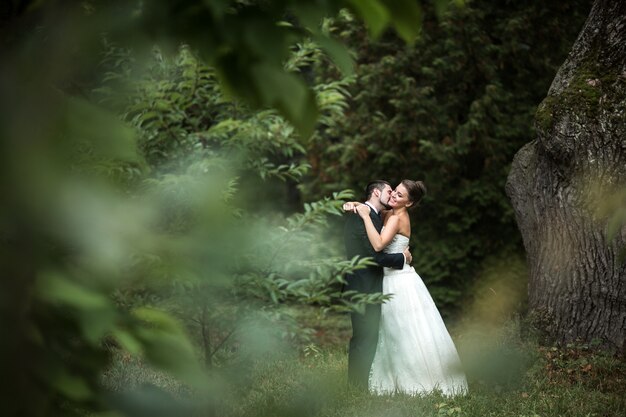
top-left (343, 180), bottom-right (411, 390)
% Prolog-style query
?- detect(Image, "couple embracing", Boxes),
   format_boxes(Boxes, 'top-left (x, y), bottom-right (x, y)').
top-left (343, 179), bottom-right (468, 396)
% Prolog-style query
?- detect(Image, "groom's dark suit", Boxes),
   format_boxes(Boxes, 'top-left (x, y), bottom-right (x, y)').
top-left (343, 206), bottom-right (404, 389)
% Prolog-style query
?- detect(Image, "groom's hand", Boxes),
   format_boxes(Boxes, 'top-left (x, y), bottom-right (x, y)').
top-left (403, 247), bottom-right (412, 264)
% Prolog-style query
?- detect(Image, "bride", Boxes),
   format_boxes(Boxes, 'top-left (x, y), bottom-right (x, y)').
top-left (344, 179), bottom-right (468, 396)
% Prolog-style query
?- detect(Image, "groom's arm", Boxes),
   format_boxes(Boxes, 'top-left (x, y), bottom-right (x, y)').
top-left (346, 213), bottom-right (405, 270)
top-left (371, 247), bottom-right (405, 270)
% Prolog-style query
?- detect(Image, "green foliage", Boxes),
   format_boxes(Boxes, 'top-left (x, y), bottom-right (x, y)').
top-left (302, 0), bottom-right (592, 311)
top-left (97, 41), bottom-right (355, 186)
top-left (103, 317), bottom-right (626, 417)
top-left (5, 0), bottom-right (435, 135)
top-left (93, 32), bottom-right (395, 407)
top-left (133, 0), bottom-right (447, 113)
top-left (0, 90), bottom-right (213, 416)
top-left (1, 4), bottom-right (397, 415)
top-left (0, 1), bottom-right (606, 417)
top-left (235, 189), bottom-right (393, 315)
top-left (96, 39), bottom-right (377, 336)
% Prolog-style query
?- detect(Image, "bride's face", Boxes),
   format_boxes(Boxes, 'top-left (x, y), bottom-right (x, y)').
top-left (389, 184), bottom-right (412, 209)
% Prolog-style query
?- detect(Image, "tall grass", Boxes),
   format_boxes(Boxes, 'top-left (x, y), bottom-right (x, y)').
top-left (102, 310), bottom-right (625, 417)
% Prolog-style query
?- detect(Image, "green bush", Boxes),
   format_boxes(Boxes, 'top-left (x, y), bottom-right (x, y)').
top-left (301, 0), bottom-right (591, 312)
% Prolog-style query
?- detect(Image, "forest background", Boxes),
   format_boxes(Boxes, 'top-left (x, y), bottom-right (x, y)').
top-left (2, 1), bottom-right (624, 417)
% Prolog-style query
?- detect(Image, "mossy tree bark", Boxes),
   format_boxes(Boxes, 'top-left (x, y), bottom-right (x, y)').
top-left (506, 0), bottom-right (626, 350)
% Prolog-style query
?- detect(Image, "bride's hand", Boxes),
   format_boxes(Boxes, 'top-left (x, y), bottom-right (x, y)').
top-left (355, 204), bottom-right (371, 219)
top-left (342, 201), bottom-right (361, 212)
top-left (403, 247), bottom-right (412, 264)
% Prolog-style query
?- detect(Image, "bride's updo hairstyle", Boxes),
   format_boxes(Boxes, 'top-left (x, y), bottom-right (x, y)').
top-left (401, 179), bottom-right (427, 208)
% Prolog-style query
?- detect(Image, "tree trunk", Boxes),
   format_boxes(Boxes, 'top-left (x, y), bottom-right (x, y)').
top-left (506, 0), bottom-right (626, 350)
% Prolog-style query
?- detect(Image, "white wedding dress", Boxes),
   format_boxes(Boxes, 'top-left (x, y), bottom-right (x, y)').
top-left (369, 233), bottom-right (468, 396)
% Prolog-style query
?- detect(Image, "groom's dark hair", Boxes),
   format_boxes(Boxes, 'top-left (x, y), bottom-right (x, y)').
top-left (365, 180), bottom-right (391, 200)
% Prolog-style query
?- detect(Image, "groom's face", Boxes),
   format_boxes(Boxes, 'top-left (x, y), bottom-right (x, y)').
top-left (379, 185), bottom-right (393, 208)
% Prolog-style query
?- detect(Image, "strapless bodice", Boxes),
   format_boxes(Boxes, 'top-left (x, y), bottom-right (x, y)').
top-left (383, 233), bottom-right (410, 254)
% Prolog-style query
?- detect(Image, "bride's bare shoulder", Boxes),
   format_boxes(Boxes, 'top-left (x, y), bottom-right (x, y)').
top-left (382, 213), bottom-right (402, 229)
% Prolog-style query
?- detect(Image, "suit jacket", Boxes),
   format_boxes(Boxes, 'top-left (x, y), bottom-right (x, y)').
top-left (343, 209), bottom-right (405, 295)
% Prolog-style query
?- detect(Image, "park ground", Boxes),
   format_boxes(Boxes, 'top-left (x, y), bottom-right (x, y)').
top-left (103, 306), bottom-right (626, 417)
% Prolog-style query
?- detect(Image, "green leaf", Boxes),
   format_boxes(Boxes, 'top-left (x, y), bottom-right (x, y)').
top-left (79, 308), bottom-right (117, 344)
top-left (64, 96), bottom-right (140, 163)
top-left (50, 369), bottom-right (93, 400)
top-left (313, 34), bottom-right (354, 76)
top-left (139, 111), bottom-right (160, 124)
top-left (432, 0), bottom-right (464, 19)
top-left (37, 271), bottom-right (110, 310)
top-left (251, 63), bottom-right (319, 136)
top-left (381, 0), bottom-right (423, 44)
top-left (138, 328), bottom-right (207, 388)
top-left (131, 310), bottom-right (206, 387)
top-left (112, 329), bottom-right (143, 355)
top-left (132, 307), bottom-right (183, 333)
top-left (293, 3), bottom-right (329, 31)
top-left (346, 0), bottom-right (390, 39)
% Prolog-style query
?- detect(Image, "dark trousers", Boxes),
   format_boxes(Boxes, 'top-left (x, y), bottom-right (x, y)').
top-left (348, 303), bottom-right (381, 390)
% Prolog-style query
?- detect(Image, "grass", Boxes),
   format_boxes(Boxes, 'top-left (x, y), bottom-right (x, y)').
top-left (226, 344), bottom-right (625, 417)
top-left (102, 309), bottom-right (626, 417)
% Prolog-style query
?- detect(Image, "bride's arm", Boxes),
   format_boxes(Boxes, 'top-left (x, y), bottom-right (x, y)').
top-left (343, 202), bottom-right (391, 216)
top-left (355, 205), bottom-right (400, 251)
